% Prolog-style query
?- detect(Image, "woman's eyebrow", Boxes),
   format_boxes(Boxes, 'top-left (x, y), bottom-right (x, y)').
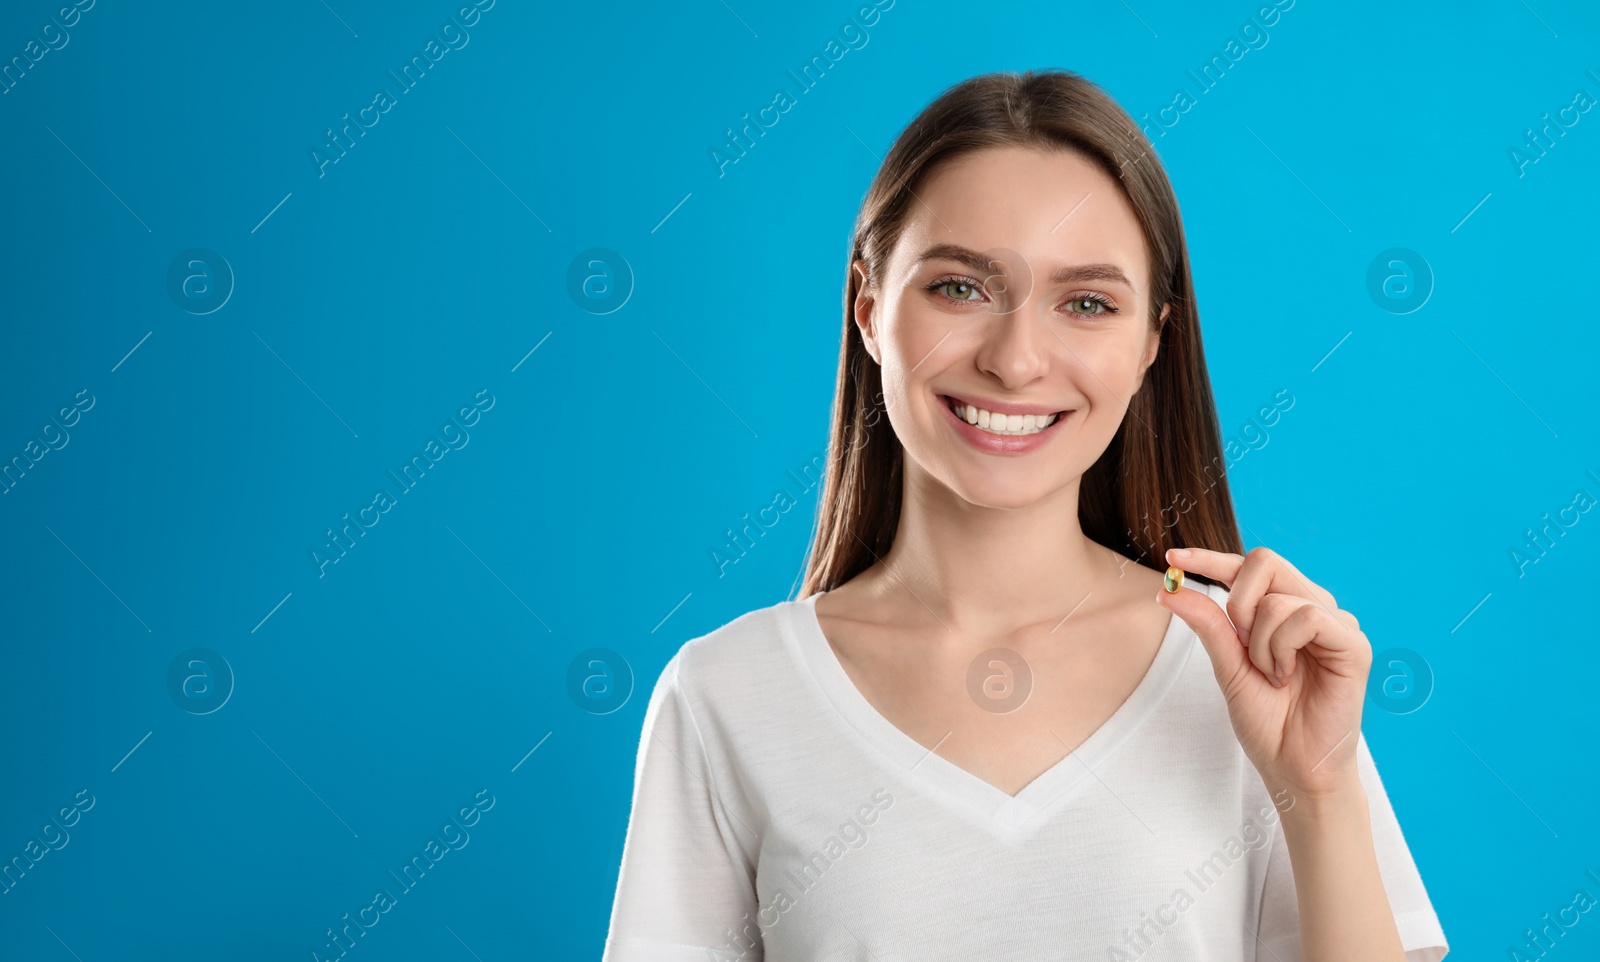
top-left (1048, 263), bottom-right (1133, 289)
top-left (913, 243), bottom-right (1133, 290)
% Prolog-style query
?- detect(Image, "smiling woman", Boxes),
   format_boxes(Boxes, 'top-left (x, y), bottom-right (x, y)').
top-left (604, 69), bottom-right (1449, 962)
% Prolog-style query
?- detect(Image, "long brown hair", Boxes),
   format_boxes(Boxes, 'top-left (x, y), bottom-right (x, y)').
top-left (794, 68), bottom-right (1242, 600)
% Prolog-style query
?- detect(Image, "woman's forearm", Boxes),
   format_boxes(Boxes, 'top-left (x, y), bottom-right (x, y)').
top-left (1271, 773), bottom-right (1407, 962)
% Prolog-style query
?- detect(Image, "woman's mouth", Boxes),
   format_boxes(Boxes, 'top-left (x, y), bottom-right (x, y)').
top-left (942, 395), bottom-right (1067, 436)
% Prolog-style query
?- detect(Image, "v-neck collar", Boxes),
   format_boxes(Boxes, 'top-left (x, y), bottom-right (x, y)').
top-left (780, 584), bottom-right (1207, 842)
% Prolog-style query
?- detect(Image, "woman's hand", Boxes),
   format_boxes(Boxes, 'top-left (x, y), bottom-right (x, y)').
top-left (1155, 546), bottom-right (1372, 799)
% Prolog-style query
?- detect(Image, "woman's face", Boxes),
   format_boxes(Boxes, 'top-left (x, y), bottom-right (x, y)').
top-left (854, 144), bottom-right (1167, 510)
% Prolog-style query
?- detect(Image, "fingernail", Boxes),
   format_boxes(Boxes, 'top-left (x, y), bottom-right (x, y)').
top-left (1170, 547), bottom-right (1191, 559)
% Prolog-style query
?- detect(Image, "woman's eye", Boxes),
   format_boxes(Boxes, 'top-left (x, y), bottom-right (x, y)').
top-left (933, 279), bottom-right (984, 302)
top-left (1066, 296), bottom-right (1111, 316)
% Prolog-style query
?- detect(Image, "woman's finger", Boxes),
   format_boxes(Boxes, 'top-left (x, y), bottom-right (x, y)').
top-left (1165, 547), bottom-right (1243, 588)
top-left (1269, 603), bottom-right (1370, 683)
top-left (1225, 547), bottom-right (1337, 645)
top-left (1246, 592), bottom-right (1306, 682)
top-left (1167, 546), bottom-right (1337, 647)
top-left (1155, 579), bottom-right (1253, 694)
top-left (1241, 546), bottom-right (1337, 608)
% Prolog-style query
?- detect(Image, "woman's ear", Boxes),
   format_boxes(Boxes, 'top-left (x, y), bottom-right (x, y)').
top-left (852, 259), bottom-right (881, 365)
top-left (1133, 303), bottom-right (1170, 391)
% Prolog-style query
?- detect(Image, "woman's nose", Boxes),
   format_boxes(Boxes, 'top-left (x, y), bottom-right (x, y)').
top-left (975, 306), bottom-right (1052, 388)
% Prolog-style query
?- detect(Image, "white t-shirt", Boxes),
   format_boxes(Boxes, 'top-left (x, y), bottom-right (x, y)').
top-left (603, 580), bottom-right (1450, 961)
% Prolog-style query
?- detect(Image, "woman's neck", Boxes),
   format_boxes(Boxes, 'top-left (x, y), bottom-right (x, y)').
top-left (858, 464), bottom-right (1124, 637)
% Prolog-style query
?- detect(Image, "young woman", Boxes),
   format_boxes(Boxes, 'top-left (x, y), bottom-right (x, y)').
top-left (603, 69), bottom-right (1448, 962)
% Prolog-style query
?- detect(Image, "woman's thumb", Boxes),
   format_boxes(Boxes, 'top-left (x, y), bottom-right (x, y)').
top-left (1158, 585), bottom-right (1249, 685)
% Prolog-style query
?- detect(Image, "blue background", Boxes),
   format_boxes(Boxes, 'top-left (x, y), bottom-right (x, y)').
top-left (2, 0), bottom-right (1596, 958)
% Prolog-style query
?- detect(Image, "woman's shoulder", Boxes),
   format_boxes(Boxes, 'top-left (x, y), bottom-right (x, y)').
top-left (657, 593), bottom-right (811, 706)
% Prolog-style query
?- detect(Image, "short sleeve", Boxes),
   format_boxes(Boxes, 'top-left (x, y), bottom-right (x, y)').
top-left (602, 651), bottom-right (762, 962)
top-left (1254, 732), bottom-right (1449, 962)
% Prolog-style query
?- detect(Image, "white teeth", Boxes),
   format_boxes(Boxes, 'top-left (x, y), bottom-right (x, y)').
top-left (948, 398), bottom-right (1059, 435)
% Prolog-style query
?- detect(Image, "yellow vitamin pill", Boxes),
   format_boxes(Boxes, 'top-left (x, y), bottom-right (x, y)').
top-left (1163, 566), bottom-right (1185, 592)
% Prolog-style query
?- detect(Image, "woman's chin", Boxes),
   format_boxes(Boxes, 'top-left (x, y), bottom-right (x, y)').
top-left (942, 476), bottom-right (1068, 512)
